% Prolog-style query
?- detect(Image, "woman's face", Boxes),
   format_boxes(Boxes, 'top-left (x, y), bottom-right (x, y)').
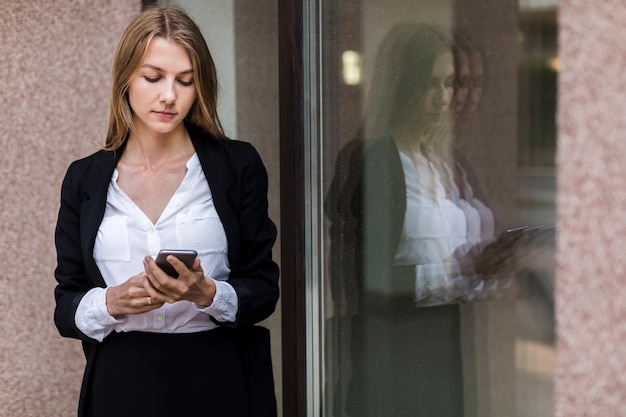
top-left (128, 37), bottom-right (197, 137)
top-left (420, 51), bottom-right (455, 129)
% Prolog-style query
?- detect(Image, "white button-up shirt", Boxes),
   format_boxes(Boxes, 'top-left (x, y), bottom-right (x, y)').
top-left (75, 153), bottom-right (238, 341)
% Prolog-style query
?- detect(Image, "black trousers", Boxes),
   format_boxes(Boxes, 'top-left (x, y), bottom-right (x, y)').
top-left (347, 303), bottom-right (464, 417)
top-left (86, 328), bottom-right (250, 417)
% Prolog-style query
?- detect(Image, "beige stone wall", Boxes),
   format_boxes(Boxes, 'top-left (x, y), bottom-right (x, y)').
top-left (0, 2), bottom-right (138, 415)
top-left (556, 1), bottom-right (626, 415)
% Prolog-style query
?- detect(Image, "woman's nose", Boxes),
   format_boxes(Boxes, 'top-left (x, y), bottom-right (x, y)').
top-left (440, 86), bottom-right (452, 107)
top-left (159, 81), bottom-right (176, 104)
top-left (433, 85), bottom-right (452, 109)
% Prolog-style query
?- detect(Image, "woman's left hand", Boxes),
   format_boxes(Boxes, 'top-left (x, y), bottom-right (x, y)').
top-left (143, 255), bottom-right (217, 307)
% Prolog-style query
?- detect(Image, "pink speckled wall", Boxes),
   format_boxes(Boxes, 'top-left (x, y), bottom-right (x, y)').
top-left (557, 1), bottom-right (626, 415)
top-left (0, 2), bottom-right (138, 416)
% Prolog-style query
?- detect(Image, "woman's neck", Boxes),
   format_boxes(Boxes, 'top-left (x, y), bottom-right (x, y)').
top-left (393, 127), bottom-right (455, 173)
top-left (123, 125), bottom-right (194, 169)
top-left (392, 124), bottom-right (430, 153)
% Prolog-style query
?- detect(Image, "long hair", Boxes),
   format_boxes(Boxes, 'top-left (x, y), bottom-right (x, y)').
top-left (363, 23), bottom-right (456, 203)
top-left (104, 6), bottom-right (226, 150)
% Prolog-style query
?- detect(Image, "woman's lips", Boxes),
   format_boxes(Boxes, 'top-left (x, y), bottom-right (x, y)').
top-left (154, 111), bottom-right (176, 120)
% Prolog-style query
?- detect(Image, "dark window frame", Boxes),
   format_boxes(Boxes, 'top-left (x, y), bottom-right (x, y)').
top-left (141, 0), bottom-right (157, 10)
top-left (278, 1), bottom-right (306, 416)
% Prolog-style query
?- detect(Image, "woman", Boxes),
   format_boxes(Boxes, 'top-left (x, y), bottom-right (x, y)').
top-left (326, 23), bottom-right (516, 416)
top-left (53, 6), bottom-right (278, 417)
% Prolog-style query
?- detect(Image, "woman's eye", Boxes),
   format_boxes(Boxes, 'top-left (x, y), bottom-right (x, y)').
top-left (144, 76), bottom-right (160, 83)
top-left (472, 75), bottom-right (484, 88)
top-left (455, 75), bottom-right (469, 88)
top-left (178, 79), bottom-right (194, 87)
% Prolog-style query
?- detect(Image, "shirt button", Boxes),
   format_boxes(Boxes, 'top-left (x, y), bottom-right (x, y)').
top-left (156, 315), bottom-right (164, 322)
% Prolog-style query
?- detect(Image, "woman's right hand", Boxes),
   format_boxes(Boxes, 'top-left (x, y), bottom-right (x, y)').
top-left (105, 272), bottom-right (165, 318)
top-left (470, 229), bottom-right (524, 277)
top-left (457, 229), bottom-right (524, 278)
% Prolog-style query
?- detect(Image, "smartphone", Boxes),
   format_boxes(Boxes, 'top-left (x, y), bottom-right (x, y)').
top-left (154, 249), bottom-right (198, 278)
top-left (497, 226), bottom-right (528, 243)
top-left (523, 224), bottom-right (556, 246)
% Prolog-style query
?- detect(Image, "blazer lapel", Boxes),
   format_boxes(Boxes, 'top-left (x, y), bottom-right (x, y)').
top-left (80, 150), bottom-right (118, 287)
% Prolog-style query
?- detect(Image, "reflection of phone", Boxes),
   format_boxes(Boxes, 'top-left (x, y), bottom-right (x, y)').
top-left (497, 226), bottom-right (528, 245)
top-left (155, 249), bottom-right (197, 278)
top-left (523, 224), bottom-right (556, 247)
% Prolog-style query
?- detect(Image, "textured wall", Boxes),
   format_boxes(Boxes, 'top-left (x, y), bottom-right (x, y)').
top-left (0, 2), bottom-right (138, 415)
top-left (557, 1), bottom-right (626, 415)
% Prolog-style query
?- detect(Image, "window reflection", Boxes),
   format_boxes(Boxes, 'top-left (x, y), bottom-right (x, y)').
top-left (321, 2), bottom-right (556, 417)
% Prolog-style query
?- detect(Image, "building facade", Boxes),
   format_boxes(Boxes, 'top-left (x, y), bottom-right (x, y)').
top-left (0, 0), bottom-right (623, 416)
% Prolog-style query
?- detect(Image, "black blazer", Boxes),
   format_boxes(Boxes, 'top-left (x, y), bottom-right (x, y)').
top-left (53, 124), bottom-right (280, 343)
top-left (326, 136), bottom-right (491, 311)
top-left (325, 136), bottom-right (410, 310)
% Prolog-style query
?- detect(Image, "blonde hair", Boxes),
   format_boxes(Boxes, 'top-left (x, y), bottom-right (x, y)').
top-left (104, 6), bottom-right (226, 150)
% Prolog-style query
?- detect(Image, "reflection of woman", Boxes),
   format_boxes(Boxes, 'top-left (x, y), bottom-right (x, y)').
top-left (326, 23), bottom-right (513, 416)
top-left (453, 32), bottom-right (485, 116)
top-left (53, 7), bottom-right (279, 417)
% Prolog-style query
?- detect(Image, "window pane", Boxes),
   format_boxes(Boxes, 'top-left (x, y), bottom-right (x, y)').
top-left (318, 1), bottom-right (556, 416)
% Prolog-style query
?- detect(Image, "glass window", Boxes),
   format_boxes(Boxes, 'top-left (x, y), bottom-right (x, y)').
top-left (310, 0), bottom-right (557, 416)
